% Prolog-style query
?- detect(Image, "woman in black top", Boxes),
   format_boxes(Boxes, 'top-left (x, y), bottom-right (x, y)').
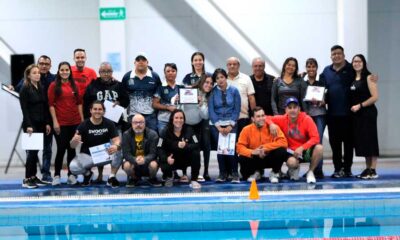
top-left (350, 54), bottom-right (379, 179)
top-left (158, 109), bottom-right (201, 189)
top-left (19, 64), bottom-right (51, 188)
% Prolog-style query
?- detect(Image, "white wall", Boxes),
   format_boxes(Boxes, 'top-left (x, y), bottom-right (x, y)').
top-left (0, 0), bottom-right (398, 167)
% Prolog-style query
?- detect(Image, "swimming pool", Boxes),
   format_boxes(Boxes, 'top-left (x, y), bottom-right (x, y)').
top-left (1, 188), bottom-right (400, 239)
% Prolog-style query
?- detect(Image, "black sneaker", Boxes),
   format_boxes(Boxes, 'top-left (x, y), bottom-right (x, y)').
top-left (82, 171), bottom-right (93, 186)
top-left (31, 176), bottom-right (48, 186)
top-left (331, 169), bottom-right (344, 178)
top-left (126, 177), bottom-right (138, 188)
top-left (147, 177), bottom-right (162, 187)
top-left (203, 174), bottom-right (211, 181)
top-left (357, 168), bottom-right (371, 179)
top-left (22, 178), bottom-right (38, 189)
top-left (216, 174), bottom-right (227, 183)
top-left (107, 176), bottom-right (120, 188)
top-left (369, 169), bottom-right (379, 179)
top-left (343, 171), bottom-right (354, 178)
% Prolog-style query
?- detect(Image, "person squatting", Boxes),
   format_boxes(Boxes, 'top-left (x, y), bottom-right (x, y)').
top-left (17, 46), bottom-right (380, 189)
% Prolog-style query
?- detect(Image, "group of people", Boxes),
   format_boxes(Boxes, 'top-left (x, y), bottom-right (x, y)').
top-left (15, 44), bottom-right (379, 189)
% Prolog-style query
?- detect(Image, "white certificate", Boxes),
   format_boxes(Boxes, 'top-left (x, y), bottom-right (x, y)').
top-left (104, 100), bottom-right (125, 123)
top-left (217, 133), bottom-right (236, 155)
top-left (179, 88), bottom-right (198, 104)
top-left (21, 133), bottom-right (43, 150)
top-left (89, 143), bottom-right (112, 165)
top-left (304, 86), bottom-right (325, 101)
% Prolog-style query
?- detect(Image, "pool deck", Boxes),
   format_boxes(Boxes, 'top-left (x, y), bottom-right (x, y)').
top-left (0, 158), bottom-right (399, 202)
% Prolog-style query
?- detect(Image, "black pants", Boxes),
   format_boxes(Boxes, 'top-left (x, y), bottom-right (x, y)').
top-left (54, 125), bottom-right (78, 177)
top-left (327, 115), bottom-right (354, 172)
top-left (190, 120), bottom-right (211, 175)
top-left (160, 149), bottom-right (200, 181)
top-left (25, 121), bottom-right (45, 179)
top-left (239, 147), bottom-right (287, 180)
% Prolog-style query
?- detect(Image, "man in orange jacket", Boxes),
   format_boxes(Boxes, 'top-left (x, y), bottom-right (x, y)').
top-left (267, 97), bottom-right (323, 183)
top-left (236, 106), bottom-right (288, 183)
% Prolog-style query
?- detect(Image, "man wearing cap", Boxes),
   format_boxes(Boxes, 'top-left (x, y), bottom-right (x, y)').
top-left (121, 53), bottom-right (161, 132)
top-left (71, 48), bottom-right (97, 98)
top-left (267, 97), bottom-right (322, 183)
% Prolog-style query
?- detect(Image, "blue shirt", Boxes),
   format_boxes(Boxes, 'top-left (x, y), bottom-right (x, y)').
top-left (320, 61), bottom-right (355, 116)
top-left (122, 69), bottom-right (161, 115)
top-left (208, 85), bottom-right (241, 126)
top-left (154, 84), bottom-right (183, 122)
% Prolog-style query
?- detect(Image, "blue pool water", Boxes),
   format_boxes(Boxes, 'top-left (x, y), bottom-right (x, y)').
top-left (0, 217), bottom-right (399, 239)
top-left (1, 185), bottom-right (400, 239)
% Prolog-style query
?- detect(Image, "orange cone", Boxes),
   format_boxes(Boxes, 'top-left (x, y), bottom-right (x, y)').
top-left (249, 179), bottom-right (260, 200)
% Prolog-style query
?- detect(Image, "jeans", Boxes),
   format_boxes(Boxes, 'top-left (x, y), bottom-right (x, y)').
top-left (41, 131), bottom-right (53, 177)
top-left (210, 125), bottom-right (238, 176)
top-left (311, 115), bottom-right (326, 172)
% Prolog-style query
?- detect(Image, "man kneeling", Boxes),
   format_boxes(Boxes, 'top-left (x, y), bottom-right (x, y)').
top-left (69, 101), bottom-right (122, 187)
top-left (268, 97), bottom-right (323, 183)
top-left (237, 107), bottom-right (288, 184)
top-left (121, 114), bottom-right (161, 187)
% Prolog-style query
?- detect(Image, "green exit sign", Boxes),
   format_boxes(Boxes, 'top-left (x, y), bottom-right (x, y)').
top-left (99, 7), bottom-right (126, 21)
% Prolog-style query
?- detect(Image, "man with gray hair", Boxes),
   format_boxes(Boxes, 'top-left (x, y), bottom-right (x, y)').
top-left (250, 57), bottom-right (275, 116)
top-left (226, 57), bottom-right (256, 182)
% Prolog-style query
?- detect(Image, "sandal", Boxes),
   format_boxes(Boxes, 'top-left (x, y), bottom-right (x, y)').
top-left (190, 180), bottom-right (201, 189)
top-left (179, 175), bottom-right (189, 183)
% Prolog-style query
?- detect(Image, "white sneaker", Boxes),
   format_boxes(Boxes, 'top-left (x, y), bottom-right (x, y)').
top-left (269, 171), bottom-right (279, 184)
top-left (306, 170), bottom-right (316, 184)
top-left (52, 176), bottom-right (61, 186)
top-left (247, 171), bottom-right (261, 182)
top-left (67, 175), bottom-right (78, 185)
top-left (288, 167), bottom-right (300, 181)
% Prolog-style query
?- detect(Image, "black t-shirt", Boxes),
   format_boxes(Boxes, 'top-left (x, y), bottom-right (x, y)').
top-left (77, 118), bottom-right (118, 155)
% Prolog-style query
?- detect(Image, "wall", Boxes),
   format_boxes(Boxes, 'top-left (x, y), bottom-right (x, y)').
top-left (0, 0), bottom-right (398, 167)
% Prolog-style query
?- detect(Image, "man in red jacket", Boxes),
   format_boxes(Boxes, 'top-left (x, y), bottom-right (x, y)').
top-left (268, 97), bottom-right (323, 183)
top-left (236, 106), bottom-right (288, 183)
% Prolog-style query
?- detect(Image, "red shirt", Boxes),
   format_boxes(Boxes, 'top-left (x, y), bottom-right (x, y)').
top-left (267, 112), bottom-right (319, 151)
top-left (48, 81), bottom-right (82, 126)
top-left (71, 66), bottom-right (97, 97)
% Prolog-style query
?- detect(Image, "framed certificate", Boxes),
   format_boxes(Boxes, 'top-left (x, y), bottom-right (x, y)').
top-left (304, 86), bottom-right (325, 101)
top-left (89, 143), bottom-right (112, 165)
top-left (179, 88), bottom-right (198, 104)
top-left (217, 133), bottom-right (236, 155)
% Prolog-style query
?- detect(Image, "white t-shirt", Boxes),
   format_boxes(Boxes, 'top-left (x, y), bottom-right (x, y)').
top-left (228, 72), bottom-right (255, 119)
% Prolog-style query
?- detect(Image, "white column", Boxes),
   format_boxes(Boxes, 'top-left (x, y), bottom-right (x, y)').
top-left (337, 0), bottom-right (368, 58)
top-left (99, 0), bottom-right (126, 80)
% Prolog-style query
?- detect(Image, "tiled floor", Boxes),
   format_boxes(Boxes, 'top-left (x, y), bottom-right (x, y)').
top-left (0, 157), bottom-right (399, 198)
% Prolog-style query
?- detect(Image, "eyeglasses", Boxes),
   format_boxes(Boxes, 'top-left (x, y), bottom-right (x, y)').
top-left (38, 62), bottom-right (50, 66)
top-left (99, 70), bottom-right (113, 74)
top-left (132, 121), bottom-right (145, 125)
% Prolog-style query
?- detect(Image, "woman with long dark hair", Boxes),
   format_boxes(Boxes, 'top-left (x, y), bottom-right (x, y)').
top-left (350, 54), bottom-right (379, 179)
top-left (208, 68), bottom-right (241, 183)
top-left (271, 57), bottom-right (307, 115)
top-left (19, 64), bottom-right (51, 188)
top-left (48, 61), bottom-right (83, 185)
top-left (158, 109), bottom-right (201, 188)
